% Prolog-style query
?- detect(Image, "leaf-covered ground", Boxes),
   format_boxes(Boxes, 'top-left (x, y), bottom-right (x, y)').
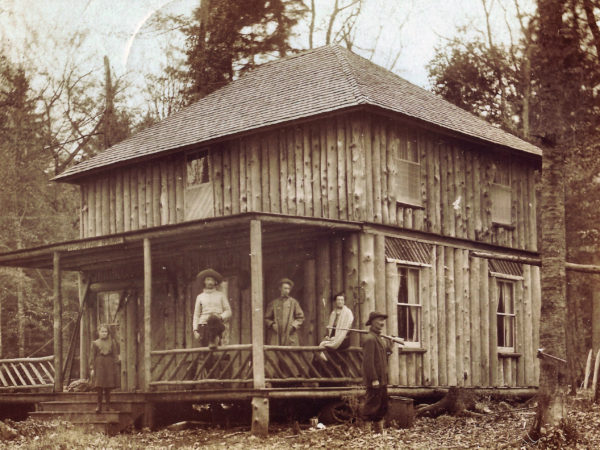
top-left (2, 398), bottom-right (600, 449)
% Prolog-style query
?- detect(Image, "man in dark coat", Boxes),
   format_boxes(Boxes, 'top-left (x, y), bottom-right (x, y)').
top-left (361, 311), bottom-right (392, 433)
top-left (265, 278), bottom-right (304, 346)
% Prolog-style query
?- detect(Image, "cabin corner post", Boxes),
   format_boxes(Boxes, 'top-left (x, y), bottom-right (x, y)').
top-left (53, 251), bottom-right (63, 392)
top-left (250, 219), bottom-right (268, 437)
top-left (143, 238), bottom-right (152, 392)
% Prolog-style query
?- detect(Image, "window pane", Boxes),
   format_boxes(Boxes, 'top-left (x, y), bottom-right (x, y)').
top-left (187, 150), bottom-right (210, 187)
top-left (395, 160), bottom-right (421, 205)
top-left (491, 183), bottom-right (511, 225)
top-left (397, 267), bottom-right (420, 344)
top-left (496, 280), bottom-right (516, 349)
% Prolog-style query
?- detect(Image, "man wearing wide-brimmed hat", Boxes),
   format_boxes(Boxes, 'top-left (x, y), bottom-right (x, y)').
top-left (264, 278), bottom-right (304, 346)
top-left (193, 268), bottom-right (232, 347)
top-left (361, 311), bottom-right (392, 433)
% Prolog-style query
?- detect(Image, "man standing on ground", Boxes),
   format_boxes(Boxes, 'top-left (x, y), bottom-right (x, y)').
top-left (361, 311), bottom-right (392, 433)
top-left (265, 278), bottom-right (304, 346)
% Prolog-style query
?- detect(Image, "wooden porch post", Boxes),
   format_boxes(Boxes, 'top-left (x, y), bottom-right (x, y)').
top-left (143, 238), bottom-right (152, 391)
top-left (79, 272), bottom-right (90, 380)
top-left (53, 251), bottom-right (63, 392)
top-left (250, 219), bottom-right (268, 436)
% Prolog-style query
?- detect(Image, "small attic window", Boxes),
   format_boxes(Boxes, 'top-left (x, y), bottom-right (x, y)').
top-left (186, 149), bottom-right (210, 187)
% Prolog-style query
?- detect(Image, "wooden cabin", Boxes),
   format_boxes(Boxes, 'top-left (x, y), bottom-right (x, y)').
top-left (0, 45), bottom-right (541, 432)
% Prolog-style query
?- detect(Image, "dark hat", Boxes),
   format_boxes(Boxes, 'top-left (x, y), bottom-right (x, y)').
top-left (196, 268), bottom-right (223, 285)
top-left (365, 311), bottom-right (388, 326)
top-left (278, 278), bottom-right (294, 288)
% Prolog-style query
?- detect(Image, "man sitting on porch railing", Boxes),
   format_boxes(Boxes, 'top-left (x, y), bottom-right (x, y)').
top-left (193, 268), bottom-right (232, 348)
top-left (265, 278), bottom-right (304, 346)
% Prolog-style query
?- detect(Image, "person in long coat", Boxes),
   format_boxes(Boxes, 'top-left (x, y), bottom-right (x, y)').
top-left (265, 278), bottom-right (304, 346)
top-left (89, 324), bottom-right (120, 412)
top-left (361, 311), bottom-right (392, 433)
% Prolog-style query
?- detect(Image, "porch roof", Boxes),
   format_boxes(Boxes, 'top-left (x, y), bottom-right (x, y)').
top-left (0, 213), bottom-right (361, 271)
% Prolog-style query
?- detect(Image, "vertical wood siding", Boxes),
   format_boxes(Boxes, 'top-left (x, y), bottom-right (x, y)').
top-left (79, 111), bottom-right (538, 254)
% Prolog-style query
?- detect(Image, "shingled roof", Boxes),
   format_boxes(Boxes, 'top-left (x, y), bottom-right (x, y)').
top-left (55, 45), bottom-right (541, 181)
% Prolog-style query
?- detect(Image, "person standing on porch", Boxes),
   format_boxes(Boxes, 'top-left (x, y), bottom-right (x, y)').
top-left (265, 278), bottom-right (304, 346)
top-left (320, 292), bottom-right (354, 350)
top-left (361, 311), bottom-right (392, 434)
top-left (89, 324), bottom-right (119, 413)
top-left (193, 268), bottom-right (232, 348)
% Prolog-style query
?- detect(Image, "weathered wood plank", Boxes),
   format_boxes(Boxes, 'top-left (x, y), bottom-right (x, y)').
top-left (326, 119), bottom-right (338, 219)
top-left (303, 124), bottom-right (313, 217)
top-left (239, 139), bottom-right (248, 213)
top-left (160, 161), bottom-right (168, 226)
top-left (213, 147), bottom-right (224, 216)
top-left (138, 166), bottom-right (146, 229)
top-left (437, 245), bottom-right (447, 385)
top-left (387, 123), bottom-right (398, 225)
top-left (523, 264), bottom-right (534, 385)
top-left (145, 165), bottom-right (153, 228)
top-left (109, 174), bottom-right (116, 234)
top-left (344, 234), bottom-right (360, 347)
top-left (372, 120), bottom-right (382, 223)
top-left (445, 247), bottom-right (456, 385)
top-left (101, 177), bottom-right (110, 235)
top-left (428, 246), bottom-right (438, 386)
top-left (295, 126), bottom-right (305, 216)
top-left (167, 157), bottom-right (177, 224)
top-left (229, 142), bottom-right (240, 216)
top-left (359, 233), bottom-right (375, 329)
top-left (364, 114), bottom-right (374, 221)
top-left (488, 270), bottom-right (498, 386)
top-left (87, 182), bottom-right (96, 237)
top-left (516, 275), bottom-right (525, 386)
top-left (268, 133), bottom-right (280, 214)
top-left (311, 125), bottom-right (322, 217)
top-left (316, 239), bottom-right (331, 341)
top-left (531, 265), bottom-right (541, 384)
top-left (303, 259), bottom-right (317, 346)
top-left (421, 253), bottom-right (431, 385)
top-left (374, 235), bottom-right (386, 314)
top-left (261, 136), bottom-right (270, 213)
top-left (414, 132), bottom-right (426, 230)
top-left (336, 117), bottom-right (347, 220)
top-left (470, 255), bottom-right (481, 386)
top-left (454, 247), bottom-right (463, 386)
top-left (386, 261), bottom-right (400, 385)
top-left (380, 121), bottom-right (389, 224)
top-left (248, 137), bottom-right (259, 213)
top-left (115, 171), bottom-right (124, 233)
top-left (286, 128), bottom-right (296, 215)
top-left (479, 258), bottom-right (490, 386)
top-left (221, 144), bottom-right (231, 216)
top-left (175, 157), bottom-right (185, 222)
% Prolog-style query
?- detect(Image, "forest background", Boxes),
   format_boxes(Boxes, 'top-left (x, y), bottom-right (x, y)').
top-left (0, 0), bottom-right (598, 390)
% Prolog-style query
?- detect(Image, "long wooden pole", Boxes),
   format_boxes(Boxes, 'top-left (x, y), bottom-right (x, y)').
top-left (143, 238), bottom-right (152, 392)
top-left (53, 251), bottom-right (63, 392)
top-left (250, 219), bottom-right (268, 437)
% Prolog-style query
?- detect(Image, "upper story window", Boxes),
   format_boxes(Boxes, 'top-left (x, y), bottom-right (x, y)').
top-left (397, 266), bottom-right (421, 347)
top-left (185, 148), bottom-right (214, 220)
top-left (491, 162), bottom-right (511, 226)
top-left (186, 149), bottom-right (210, 187)
top-left (393, 133), bottom-right (421, 207)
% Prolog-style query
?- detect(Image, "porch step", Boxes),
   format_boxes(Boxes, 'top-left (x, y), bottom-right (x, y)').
top-left (29, 396), bottom-right (144, 435)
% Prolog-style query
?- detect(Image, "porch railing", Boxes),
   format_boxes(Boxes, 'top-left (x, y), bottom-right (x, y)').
top-left (0, 355), bottom-right (54, 390)
top-left (150, 344), bottom-right (253, 388)
top-left (264, 346), bottom-right (363, 384)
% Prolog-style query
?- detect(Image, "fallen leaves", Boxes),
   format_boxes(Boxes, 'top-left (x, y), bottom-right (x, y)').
top-left (2, 397), bottom-right (600, 449)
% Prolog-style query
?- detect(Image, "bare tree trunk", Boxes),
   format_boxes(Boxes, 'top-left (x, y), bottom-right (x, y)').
top-left (103, 56), bottom-right (114, 150)
top-left (593, 254), bottom-right (600, 357)
top-left (582, 0), bottom-right (600, 61)
top-left (308, 0), bottom-right (316, 49)
top-left (529, 0), bottom-right (569, 438)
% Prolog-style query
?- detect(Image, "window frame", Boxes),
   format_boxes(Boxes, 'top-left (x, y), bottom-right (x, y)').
top-left (186, 148), bottom-right (211, 188)
top-left (491, 162), bottom-right (512, 226)
top-left (396, 265), bottom-right (422, 348)
top-left (495, 278), bottom-right (516, 353)
top-left (393, 135), bottom-right (422, 208)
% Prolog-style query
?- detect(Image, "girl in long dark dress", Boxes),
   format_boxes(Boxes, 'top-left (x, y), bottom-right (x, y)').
top-left (89, 324), bottom-right (119, 412)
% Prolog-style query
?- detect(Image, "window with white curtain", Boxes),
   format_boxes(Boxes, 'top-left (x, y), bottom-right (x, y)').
top-left (496, 279), bottom-right (516, 351)
top-left (397, 266), bottom-right (421, 347)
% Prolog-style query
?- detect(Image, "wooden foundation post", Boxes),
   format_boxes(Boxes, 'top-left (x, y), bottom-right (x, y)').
top-left (250, 219), bottom-right (268, 436)
top-left (143, 238), bottom-right (152, 393)
top-left (53, 252), bottom-right (63, 392)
